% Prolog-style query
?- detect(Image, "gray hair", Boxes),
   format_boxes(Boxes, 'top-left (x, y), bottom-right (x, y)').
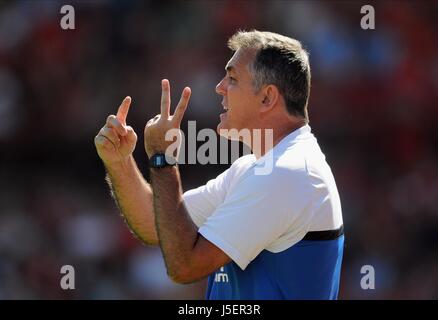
top-left (228, 30), bottom-right (311, 121)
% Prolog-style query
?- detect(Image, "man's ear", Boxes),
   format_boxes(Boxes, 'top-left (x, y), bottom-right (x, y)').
top-left (260, 85), bottom-right (280, 113)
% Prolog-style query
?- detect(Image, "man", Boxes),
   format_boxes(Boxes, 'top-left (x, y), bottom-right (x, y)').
top-left (94, 30), bottom-right (344, 299)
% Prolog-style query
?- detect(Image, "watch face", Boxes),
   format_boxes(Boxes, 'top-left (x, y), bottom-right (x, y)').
top-left (150, 153), bottom-right (176, 168)
top-left (154, 155), bottom-right (164, 166)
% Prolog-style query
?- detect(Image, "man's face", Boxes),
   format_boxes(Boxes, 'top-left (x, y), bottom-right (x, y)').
top-left (215, 48), bottom-right (262, 139)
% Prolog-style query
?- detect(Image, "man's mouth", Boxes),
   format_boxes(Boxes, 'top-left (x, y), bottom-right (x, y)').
top-left (220, 104), bottom-right (229, 119)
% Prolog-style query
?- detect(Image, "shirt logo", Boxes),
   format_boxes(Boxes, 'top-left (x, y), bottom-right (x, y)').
top-left (214, 267), bottom-right (229, 283)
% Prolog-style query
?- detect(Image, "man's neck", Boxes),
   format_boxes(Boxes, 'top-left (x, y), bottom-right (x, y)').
top-left (251, 121), bottom-right (306, 159)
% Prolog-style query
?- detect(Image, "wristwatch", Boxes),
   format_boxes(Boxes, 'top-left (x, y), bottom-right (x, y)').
top-left (149, 153), bottom-right (177, 168)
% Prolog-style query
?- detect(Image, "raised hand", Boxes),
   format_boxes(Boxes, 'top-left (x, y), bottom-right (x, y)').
top-left (95, 96), bottom-right (138, 167)
top-left (144, 79), bottom-right (191, 158)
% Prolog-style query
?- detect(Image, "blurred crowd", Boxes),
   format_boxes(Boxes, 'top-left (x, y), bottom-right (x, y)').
top-left (0, 0), bottom-right (437, 299)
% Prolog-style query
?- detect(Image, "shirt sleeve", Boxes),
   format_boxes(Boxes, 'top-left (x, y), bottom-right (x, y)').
top-left (198, 166), bottom-right (313, 270)
top-left (183, 168), bottom-right (232, 228)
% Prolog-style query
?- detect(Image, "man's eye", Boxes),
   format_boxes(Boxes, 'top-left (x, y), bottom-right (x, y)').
top-left (228, 76), bottom-right (236, 82)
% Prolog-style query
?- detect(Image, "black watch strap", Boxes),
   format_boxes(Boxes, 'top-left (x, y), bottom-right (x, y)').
top-left (149, 153), bottom-right (177, 168)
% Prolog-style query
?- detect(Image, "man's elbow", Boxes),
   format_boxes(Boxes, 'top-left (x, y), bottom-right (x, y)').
top-left (168, 266), bottom-right (201, 284)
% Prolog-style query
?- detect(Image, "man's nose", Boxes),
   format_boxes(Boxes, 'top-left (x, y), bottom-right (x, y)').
top-left (215, 78), bottom-right (226, 96)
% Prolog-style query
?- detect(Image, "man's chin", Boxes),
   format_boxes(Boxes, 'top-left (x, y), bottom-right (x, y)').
top-left (216, 121), bottom-right (228, 136)
top-left (217, 122), bottom-right (241, 141)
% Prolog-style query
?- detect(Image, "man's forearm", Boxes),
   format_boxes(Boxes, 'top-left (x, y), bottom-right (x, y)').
top-left (150, 166), bottom-right (199, 281)
top-left (105, 155), bottom-right (158, 246)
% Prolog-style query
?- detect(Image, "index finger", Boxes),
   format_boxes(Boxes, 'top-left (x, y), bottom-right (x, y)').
top-left (161, 79), bottom-right (171, 118)
top-left (116, 96), bottom-right (132, 125)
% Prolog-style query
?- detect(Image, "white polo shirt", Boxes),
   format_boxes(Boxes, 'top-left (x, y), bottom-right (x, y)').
top-left (183, 125), bottom-right (343, 270)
